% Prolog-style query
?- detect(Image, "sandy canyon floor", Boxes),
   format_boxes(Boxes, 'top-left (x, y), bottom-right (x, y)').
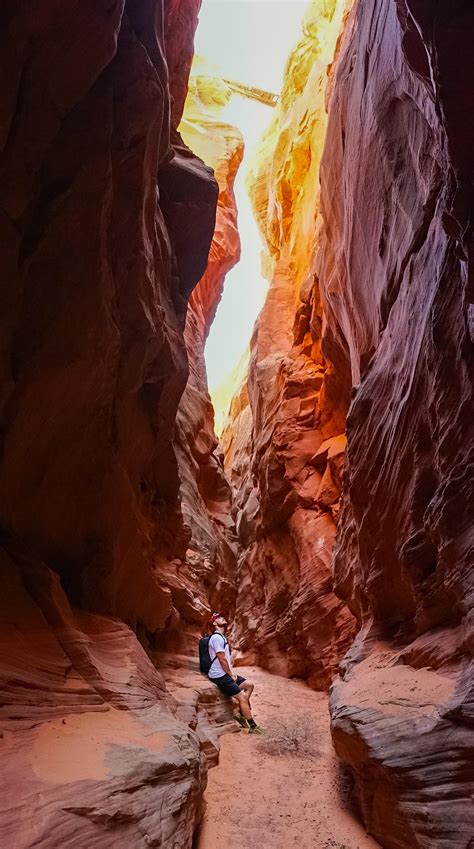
top-left (196, 667), bottom-right (380, 849)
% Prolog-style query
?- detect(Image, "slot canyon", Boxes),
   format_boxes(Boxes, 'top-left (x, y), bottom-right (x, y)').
top-left (0, 0), bottom-right (473, 847)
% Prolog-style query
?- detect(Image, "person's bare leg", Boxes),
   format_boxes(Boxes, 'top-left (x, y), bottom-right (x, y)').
top-left (236, 691), bottom-right (252, 720)
top-left (239, 681), bottom-right (254, 714)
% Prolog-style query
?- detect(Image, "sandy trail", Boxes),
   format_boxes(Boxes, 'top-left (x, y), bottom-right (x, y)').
top-left (196, 667), bottom-right (380, 849)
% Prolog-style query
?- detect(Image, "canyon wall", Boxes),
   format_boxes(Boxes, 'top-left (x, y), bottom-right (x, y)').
top-left (0, 0), bottom-right (217, 637)
top-left (317, 1), bottom-right (474, 846)
top-left (224, 0), bottom-right (357, 689)
top-left (0, 2), bottom-right (240, 845)
top-left (225, 0), bottom-right (473, 844)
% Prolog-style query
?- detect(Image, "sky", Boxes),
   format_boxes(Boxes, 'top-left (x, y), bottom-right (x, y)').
top-left (194, 0), bottom-right (307, 400)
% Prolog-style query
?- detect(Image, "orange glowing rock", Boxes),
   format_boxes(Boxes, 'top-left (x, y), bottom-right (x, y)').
top-left (225, 0), bottom-right (356, 688)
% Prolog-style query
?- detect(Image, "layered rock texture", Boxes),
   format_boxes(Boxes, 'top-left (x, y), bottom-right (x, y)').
top-left (2, 0), bottom-right (473, 846)
top-left (225, 0), bottom-right (473, 844)
top-left (1, 553), bottom-right (227, 848)
top-left (0, 2), bottom-right (241, 845)
top-left (0, 0), bottom-right (219, 640)
top-left (223, 0), bottom-right (357, 689)
top-left (318, 2), bottom-right (474, 846)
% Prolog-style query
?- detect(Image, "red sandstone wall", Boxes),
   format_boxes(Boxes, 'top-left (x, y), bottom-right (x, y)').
top-left (316, 1), bottom-right (474, 846)
top-left (0, 0), bottom-right (219, 632)
top-left (223, 0), bottom-right (473, 843)
top-left (0, 2), bottom-right (239, 845)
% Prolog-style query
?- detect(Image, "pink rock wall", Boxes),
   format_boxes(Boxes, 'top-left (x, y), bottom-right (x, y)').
top-left (0, 1), bottom-right (239, 845)
top-left (0, 551), bottom-right (208, 848)
top-left (315, 0), bottom-right (474, 845)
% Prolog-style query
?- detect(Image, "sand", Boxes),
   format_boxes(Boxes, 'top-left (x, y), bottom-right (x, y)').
top-left (196, 667), bottom-right (380, 849)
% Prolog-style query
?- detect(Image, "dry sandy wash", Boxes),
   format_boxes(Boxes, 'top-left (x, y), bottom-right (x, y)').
top-left (196, 668), bottom-right (380, 849)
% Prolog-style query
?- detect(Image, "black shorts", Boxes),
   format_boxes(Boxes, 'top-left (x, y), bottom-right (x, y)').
top-left (210, 674), bottom-right (246, 697)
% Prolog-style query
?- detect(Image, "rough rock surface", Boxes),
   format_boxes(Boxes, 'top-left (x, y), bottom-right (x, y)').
top-left (315, 1), bottom-right (474, 846)
top-left (223, 0), bottom-right (357, 689)
top-left (0, 1), bottom-right (239, 845)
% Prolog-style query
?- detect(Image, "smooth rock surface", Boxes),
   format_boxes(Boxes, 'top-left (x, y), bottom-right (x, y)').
top-left (315, 0), bottom-right (474, 845)
top-left (0, 552), bottom-right (209, 848)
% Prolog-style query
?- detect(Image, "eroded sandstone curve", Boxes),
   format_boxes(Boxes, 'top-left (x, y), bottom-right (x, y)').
top-left (316, 1), bottom-right (474, 845)
top-left (0, 1), bottom-right (238, 845)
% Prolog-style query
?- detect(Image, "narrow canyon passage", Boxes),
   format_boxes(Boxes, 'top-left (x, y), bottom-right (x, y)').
top-left (0, 1), bottom-right (473, 848)
top-left (197, 668), bottom-right (380, 849)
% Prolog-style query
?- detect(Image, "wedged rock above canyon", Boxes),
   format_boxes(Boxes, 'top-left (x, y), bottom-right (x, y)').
top-left (314, 0), bottom-right (474, 845)
top-left (223, 0), bottom-right (356, 689)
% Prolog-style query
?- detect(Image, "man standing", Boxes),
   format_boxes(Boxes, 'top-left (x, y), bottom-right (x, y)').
top-left (207, 613), bottom-right (264, 734)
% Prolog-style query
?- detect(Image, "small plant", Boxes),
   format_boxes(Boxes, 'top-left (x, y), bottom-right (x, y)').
top-left (257, 717), bottom-right (320, 758)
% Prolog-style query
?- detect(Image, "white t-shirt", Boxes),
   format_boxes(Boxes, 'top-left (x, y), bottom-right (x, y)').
top-left (208, 632), bottom-right (233, 679)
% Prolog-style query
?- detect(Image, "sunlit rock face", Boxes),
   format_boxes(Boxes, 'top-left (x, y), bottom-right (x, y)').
top-left (0, 1), bottom-right (226, 844)
top-left (224, 0), bottom-right (357, 689)
top-left (316, 1), bottom-right (474, 846)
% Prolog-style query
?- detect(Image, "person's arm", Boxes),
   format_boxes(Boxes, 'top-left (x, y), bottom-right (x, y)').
top-left (216, 651), bottom-right (236, 680)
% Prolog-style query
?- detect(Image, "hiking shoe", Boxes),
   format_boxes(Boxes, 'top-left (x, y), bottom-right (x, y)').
top-left (248, 724), bottom-right (265, 735)
top-left (234, 712), bottom-right (249, 729)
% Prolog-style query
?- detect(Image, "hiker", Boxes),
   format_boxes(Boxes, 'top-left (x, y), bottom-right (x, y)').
top-left (205, 612), bottom-right (264, 734)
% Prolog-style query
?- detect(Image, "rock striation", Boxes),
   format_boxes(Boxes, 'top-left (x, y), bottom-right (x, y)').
top-left (0, 2), bottom-right (241, 846)
top-left (223, 0), bottom-right (357, 689)
top-left (0, 553), bottom-right (213, 848)
top-left (316, 1), bottom-right (474, 846)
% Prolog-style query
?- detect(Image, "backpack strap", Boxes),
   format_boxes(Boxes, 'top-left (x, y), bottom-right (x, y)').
top-left (211, 634), bottom-right (228, 650)
top-left (208, 633), bottom-right (228, 668)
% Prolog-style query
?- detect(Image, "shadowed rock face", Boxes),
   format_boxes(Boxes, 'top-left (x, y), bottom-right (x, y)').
top-left (0, 0), bottom-right (218, 630)
top-left (0, 1), bottom-right (240, 845)
top-left (223, 0), bottom-right (357, 690)
top-left (315, 1), bottom-right (474, 845)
